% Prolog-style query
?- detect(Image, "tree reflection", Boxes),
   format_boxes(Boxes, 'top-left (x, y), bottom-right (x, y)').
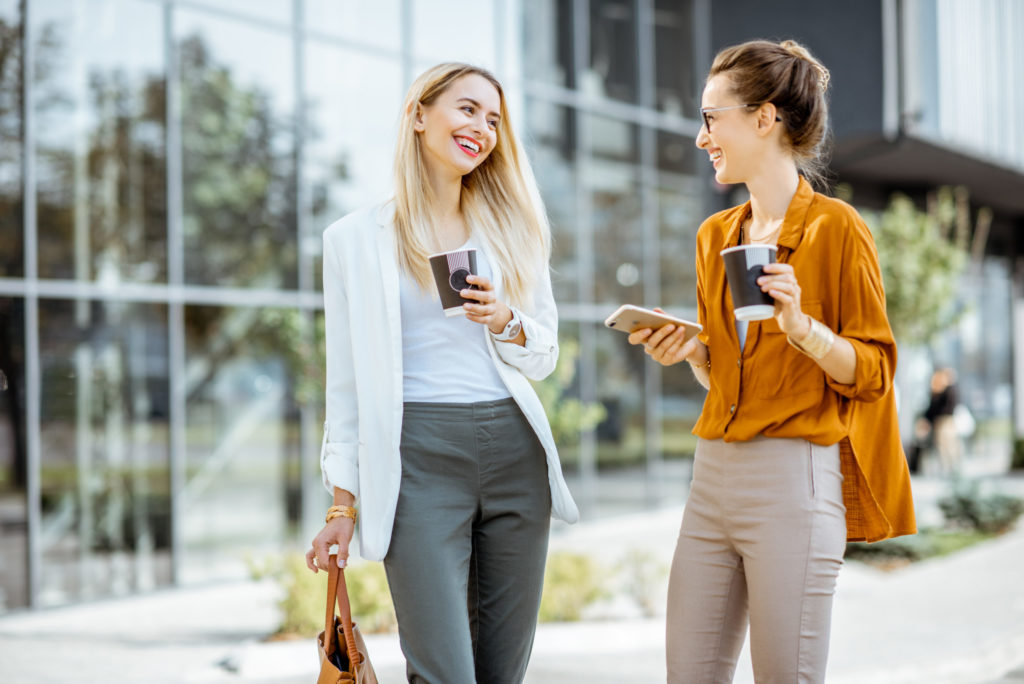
top-left (180, 34), bottom-right (297, 289)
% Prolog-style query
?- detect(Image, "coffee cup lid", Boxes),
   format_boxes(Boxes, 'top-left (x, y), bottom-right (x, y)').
top-left (719, 244), bottom-right (778, 256)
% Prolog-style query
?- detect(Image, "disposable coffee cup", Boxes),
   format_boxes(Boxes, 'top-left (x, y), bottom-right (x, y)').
top-left (720, 244), bottom-right (777, 321)
top-left (429, 248), bottom-right (479, 317)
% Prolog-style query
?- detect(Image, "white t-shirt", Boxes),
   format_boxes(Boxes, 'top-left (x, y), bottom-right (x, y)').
top-left (399, 237), bottom-right (512, 403)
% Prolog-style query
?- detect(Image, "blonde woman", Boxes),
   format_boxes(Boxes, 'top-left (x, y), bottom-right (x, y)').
top-left (304, 63), bottom-right (578, 683)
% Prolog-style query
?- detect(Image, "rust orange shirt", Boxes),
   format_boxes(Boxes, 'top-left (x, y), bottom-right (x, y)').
top-left (692, 177), bottom-right (916, 542)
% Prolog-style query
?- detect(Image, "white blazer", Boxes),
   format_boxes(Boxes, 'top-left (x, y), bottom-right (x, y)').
top-left (320, 202), bottom-right (580, 561)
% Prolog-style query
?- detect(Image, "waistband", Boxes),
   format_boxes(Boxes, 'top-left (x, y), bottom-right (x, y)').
top-left (402, 397), bottom-right (520, 419)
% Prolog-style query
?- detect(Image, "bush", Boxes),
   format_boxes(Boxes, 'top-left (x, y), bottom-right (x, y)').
top-left (617, 549), bottom-right (668, 617)
top-left (939, 485), bottom-right (1024, 534)
top-left (538, 551), bottom-right (607, 622)
top-left (845, 529), bottom-right (991, 568)
top-left (250, 554), bottom-right (396, 638)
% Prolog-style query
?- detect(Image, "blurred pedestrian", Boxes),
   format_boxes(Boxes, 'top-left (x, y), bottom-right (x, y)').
top-left (304, 63), bottom-right (578, 683)
top-left (916, 367), bottom-right (963, 475)
top-left (629, 39), bottom-right (916, 683)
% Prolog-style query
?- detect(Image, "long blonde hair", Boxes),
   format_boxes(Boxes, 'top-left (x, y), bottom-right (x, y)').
top-left (392, 63), bottom-right (550, 309)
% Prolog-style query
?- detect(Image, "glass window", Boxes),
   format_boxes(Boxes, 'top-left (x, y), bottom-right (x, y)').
top-left (412, 0), bottom-right (497, 69)
top-left (586, 0), bottom-right (637, 103)
top-left (593, 320), bottom-right (650, 503)
top-left (522, 0), bottom-right (574, 88)
top-left (190, 0), bottom-right (292, 25)
top-left (32, 0), bottom-right (167, 283)
top-left (657, 181), bottom-right (702, 310)
top-left (177, 9), bottom-right (297, 288)
top-left (657, 128), bottom-right (696, 175)
top-left (0, 297), bottom-right (26, 612)
top-left (588, 114), bottom-right (639, 165)
top-left (0, 0), bottom-right (21, 278)
top-left (305, 0), bottom-right (401, 52)
top-left (653, 0), bottom-right (697, 118)
top-left (181, 304), bottom-right (303, 583)
top-left (38, 299), bottom-right (171, 607)
top-left (304, 42), bottom-right (402, 291)
top-left (525, 99), bottom-right (578, 304)
top-left (587, 117), bottom-right (642, 312)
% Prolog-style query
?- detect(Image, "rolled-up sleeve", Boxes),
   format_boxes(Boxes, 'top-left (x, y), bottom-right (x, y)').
top-left (320, 229), bottom-right (360, 498)
top-left (492, 258), bottom-right (559, 381)
top-left (826, 217), bottom-right (896, 403)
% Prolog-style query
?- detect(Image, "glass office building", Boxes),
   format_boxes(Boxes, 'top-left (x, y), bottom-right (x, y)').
top-left (0, 0), bottom-right (709, 612)
top-left (2, 0), bottom-right (1021, 613)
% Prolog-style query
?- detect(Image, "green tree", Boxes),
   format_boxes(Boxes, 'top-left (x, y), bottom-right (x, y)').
top-left (853, 185), bottom-right (982, 346)
top-left (532, 338), bottom-right (606, 447)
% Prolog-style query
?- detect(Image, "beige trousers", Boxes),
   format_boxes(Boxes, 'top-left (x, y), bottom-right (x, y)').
top-left (666, 437), bottom-right (846, 684)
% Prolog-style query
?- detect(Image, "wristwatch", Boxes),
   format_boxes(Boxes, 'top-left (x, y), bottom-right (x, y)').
top-left (490, 308), bottom-right (522, 341)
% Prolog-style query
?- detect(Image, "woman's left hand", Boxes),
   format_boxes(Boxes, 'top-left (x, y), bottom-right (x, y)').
top-left (758, 263), bottom-right (811, 338)
top-left (461, 274), bottom-right (512, 334)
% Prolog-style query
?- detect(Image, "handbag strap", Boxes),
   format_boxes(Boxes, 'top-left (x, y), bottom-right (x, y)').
top-left (323, 554), bottom-right (361, 674)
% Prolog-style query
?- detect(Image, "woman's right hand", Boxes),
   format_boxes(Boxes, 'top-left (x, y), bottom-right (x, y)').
top-left (305, 517), bottom-right (356, 572)
top-left (628, 310), bottom-right (707, 367)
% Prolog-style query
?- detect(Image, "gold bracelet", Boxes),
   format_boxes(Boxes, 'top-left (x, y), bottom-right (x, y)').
top-left (688, 357), bottom-right (711, 370)
top-left (787, 317), bottom-right (835, 360)
top-left (325, 505), bottom-right (357, 524)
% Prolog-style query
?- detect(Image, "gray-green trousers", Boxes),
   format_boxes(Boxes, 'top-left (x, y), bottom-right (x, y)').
top-left (383, 398), bottom-right (552, 684)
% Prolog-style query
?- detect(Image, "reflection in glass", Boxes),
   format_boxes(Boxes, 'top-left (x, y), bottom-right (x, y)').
top-left (593, 321), bottom-right (647, 475)
top-left (653, 0), bottom-right (697, 117)
top-left (658, 182), bottom-right (702, 310)
top-left (590, 157), bottom-right (643, 307)
top-left (657, 128), bottom-right (696, 175)
top-left (412, 0), bottom-right (496, 68)
top-left (306, 0), bottom-right (401, 51)
top-left (33, 0), bottom-right (167, 282)
top-left (0, 1), bottom-right (22, 278)
top-left (182, 305), bottom-right (303, 582)
top-left (191, 0), bottom-right (291, 25)
top-left (178, 10), bottom-right (297, 288)
top-left (0, 297), bottom-right (26, 612)
top-left (304, 42), bottom-right (402, 291)
top-left (525, 99), bottom-right (577, 304)
top-left (587, 0), bottom-right (637, 103)
top-left (522, 0), bottom-right (574, 89)
top-left (588, 114), bottom-right (639, 165)
top-left (38, 299), bottom-right (171, 607)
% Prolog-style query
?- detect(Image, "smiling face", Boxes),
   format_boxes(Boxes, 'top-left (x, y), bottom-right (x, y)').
top-left (695, 73), bottom-right (764, 185)
top-left (414, 73), bottom-right (501, 181)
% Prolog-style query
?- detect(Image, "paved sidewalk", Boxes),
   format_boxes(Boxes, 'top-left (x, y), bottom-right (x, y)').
top-left (2, 472), bottom-right (1023, 683)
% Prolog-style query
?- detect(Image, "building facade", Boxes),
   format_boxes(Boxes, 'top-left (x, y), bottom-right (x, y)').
top-left (1, 0), bottom-right (1021, 613)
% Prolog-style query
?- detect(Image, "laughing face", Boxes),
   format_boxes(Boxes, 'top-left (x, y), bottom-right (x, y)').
top-left (414, 73), bottom-right (501, 180)
top-left (695, 73), bottom-right (761, 185)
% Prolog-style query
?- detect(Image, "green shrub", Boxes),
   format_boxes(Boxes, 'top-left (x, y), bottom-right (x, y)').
top-left (617, 549), bottom-right (668, 617)
top-left (250, 554), bottom-right (396, 637)
top-left (939, 484), bottom-right (1024, 534)
top-left (538, 551), bottom-right (607, 622)
top-left (845, 528), bottom-right (992, 567)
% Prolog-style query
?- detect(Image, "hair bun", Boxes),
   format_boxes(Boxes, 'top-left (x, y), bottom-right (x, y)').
top-left (779, 40), bottom-right (830, 92)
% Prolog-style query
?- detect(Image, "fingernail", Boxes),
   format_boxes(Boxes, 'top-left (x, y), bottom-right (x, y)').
top-left (337, 558), bottom-right (347, 568)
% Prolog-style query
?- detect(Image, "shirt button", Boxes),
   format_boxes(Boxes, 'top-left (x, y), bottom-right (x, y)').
top-left (737, 358), bottom-right (742, 367)
top-left (729, 404), bottom-right (736, 413)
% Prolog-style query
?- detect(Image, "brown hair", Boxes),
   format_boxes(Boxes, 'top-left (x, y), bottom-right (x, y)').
top-left (708, 39), bottom-right (831, 188)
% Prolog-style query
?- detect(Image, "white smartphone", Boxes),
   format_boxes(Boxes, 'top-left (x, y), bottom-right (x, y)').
top-left (604, 304), bottom-right (702, 340)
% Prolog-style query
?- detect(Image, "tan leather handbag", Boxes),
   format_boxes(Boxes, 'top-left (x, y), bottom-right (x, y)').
top-left (316, 555), bottom-right (378, 684)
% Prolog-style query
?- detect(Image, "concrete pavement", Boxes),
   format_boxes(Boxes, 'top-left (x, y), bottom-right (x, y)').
top-left (2, 471), bottom-right (1023, 683)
